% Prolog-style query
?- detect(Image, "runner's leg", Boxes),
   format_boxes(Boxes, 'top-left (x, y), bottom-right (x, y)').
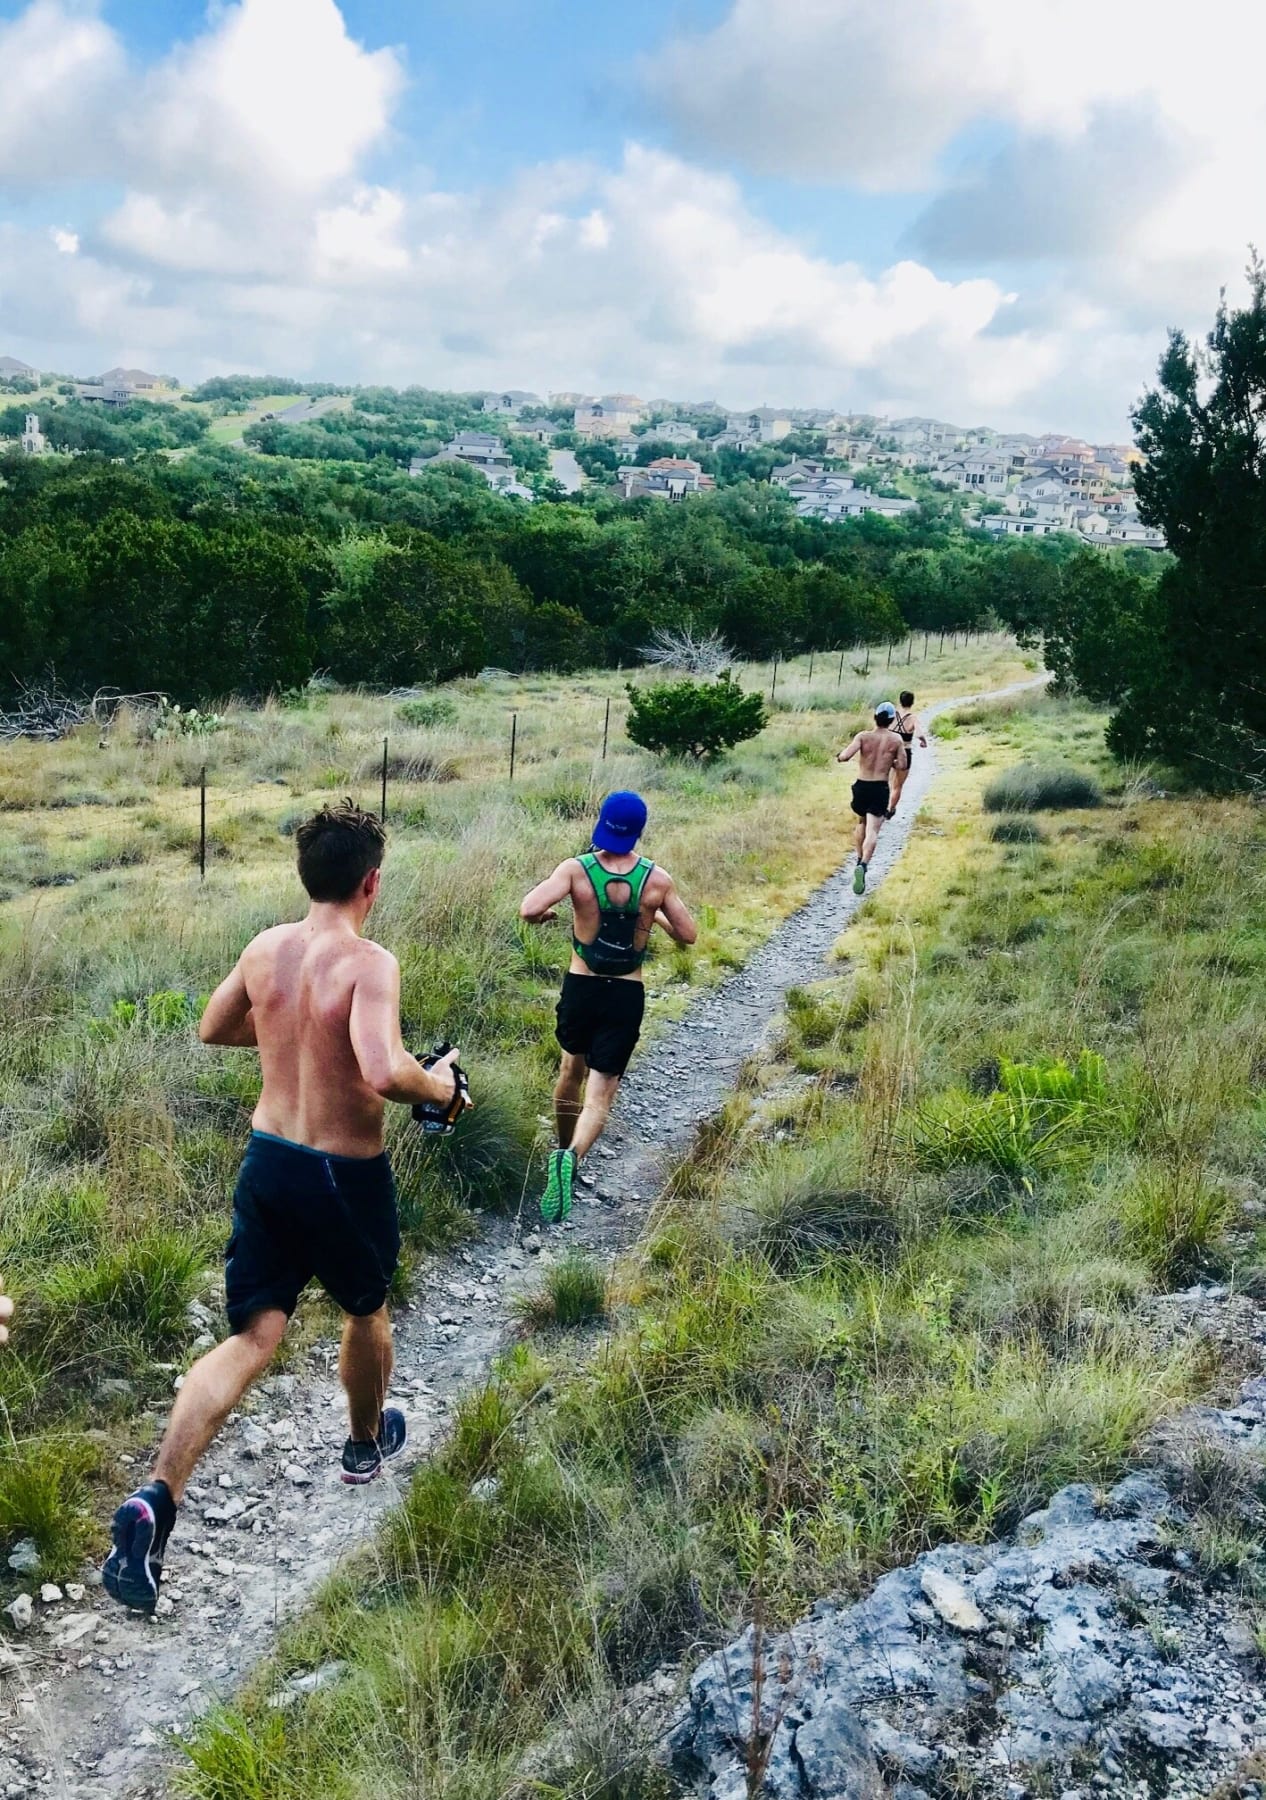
top-left (340, 1304), bottom-right (393, 1443)
top-left (151, 1308), bottom-right (287, 1502)
top-left (863, 813), bottom-right (884, 863)
top-left (853, 817), bottom-right (865, 863)
top-left (553, 1050), bottom-right (586, 1148)
top-left (569, 1071), bottom-right (621, 1161)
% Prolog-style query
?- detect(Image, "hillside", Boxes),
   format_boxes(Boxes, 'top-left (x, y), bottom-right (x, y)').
top-left (2, 656), bottom-right (1264, 1797)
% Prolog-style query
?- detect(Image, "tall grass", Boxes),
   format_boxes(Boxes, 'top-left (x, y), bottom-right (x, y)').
top-left (177, 686), bottom-right (1263, 1800)
top-left (0, 646), bottom-right (1032, 1578)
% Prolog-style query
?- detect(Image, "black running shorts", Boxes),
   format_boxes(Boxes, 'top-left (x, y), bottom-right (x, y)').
top-left (555, 971), bottom-right (645, 1077)
top-left (851, 778), bottom-right (891, 819)
top-left (225, 1132), bottom-right (400, 1333)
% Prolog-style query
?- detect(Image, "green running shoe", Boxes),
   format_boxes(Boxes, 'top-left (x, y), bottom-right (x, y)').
top-left (852, 860), bottom-right (867, 895)
top-left (539, 1149), bottom-right (564, 1223)
top-left (556, 1148), bottom-right (576, 1221)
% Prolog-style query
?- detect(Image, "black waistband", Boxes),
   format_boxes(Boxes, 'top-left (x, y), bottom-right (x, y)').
top-left (248, 1130), bottom-right (388, 1167)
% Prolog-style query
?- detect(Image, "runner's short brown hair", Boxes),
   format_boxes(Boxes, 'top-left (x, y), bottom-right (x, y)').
top-left (899, 690), bottom-right (915, 707)
top-left (295, 799), bottom-right (386, 901)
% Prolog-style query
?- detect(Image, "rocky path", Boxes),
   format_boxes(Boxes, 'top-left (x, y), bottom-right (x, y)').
top-left (2, 678), bottom-right (1041, 1799)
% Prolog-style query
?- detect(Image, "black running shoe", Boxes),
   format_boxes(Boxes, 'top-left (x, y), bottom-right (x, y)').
top-left (102, 1481), bottom-right (176, 1615)
top-left (340, 1406), bottom-right (407, 1485)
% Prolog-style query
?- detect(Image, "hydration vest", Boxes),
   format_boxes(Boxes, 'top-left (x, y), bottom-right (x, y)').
top-left (573, 853), bottom-right (654, 976)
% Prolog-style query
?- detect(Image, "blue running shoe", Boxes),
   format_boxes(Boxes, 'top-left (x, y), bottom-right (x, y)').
top-left (341, 1406), bottom-right (407, 1485)
top-left (102, 1481), bottom-right (176, 1615)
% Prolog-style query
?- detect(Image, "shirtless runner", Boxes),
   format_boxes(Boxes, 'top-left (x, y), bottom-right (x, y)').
top-left (836, 703), bottom-right (909, 894)
top-left (519, 790), bottom-right (697, 1223)
top-left (103, 801), bottom-right (468, 1615)
top-left (888, 689), bottom-right (927, 818)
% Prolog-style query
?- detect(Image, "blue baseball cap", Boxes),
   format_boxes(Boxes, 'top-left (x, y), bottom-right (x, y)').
top-left (592, 790), bottom-right (647, 852)
top-left (874, 701), bottom-right (897, 722)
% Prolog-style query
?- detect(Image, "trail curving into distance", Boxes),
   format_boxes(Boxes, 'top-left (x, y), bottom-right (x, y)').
top-left (10, 675), bottom-right (1046, 1800)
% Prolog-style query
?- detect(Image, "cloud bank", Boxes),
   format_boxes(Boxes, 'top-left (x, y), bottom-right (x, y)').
top-left (0, 0), bottom-right (1259, 436)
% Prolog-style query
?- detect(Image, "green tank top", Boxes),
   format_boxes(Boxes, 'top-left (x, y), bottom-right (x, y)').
top-left (573, 853), bottom-right (655, 976)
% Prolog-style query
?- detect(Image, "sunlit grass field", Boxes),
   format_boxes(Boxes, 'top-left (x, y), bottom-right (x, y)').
top-left (0, 638), bottom-right (1029, 1583)
top-left (175, 682), bottom-right (1266, 1800)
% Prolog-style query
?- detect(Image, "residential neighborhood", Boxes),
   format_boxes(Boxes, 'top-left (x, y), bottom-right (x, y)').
top-left (0, 353), bottom-right (1164, 547)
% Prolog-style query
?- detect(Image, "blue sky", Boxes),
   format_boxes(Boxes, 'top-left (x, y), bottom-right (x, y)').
top-left (0, 0), bottom-right (1257, 436)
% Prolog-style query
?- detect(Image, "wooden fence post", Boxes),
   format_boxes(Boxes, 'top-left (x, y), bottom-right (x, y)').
top-left (509, 712), bottom-right (518, 782)
top-left (601, 696), bottom-right (610, 760)
top-left (199, 766), bottom-right (207, 883)
top-left (380, 737), bottom-right (388, 824)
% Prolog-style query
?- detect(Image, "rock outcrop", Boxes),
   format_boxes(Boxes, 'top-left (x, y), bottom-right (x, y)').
top-left (672, 1375), bottom-right (1266, 1798)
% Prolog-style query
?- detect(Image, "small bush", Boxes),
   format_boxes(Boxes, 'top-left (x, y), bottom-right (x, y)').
top-left (983, 762), bottom-right (1102, 813)
top-left (0, 1436), bottom-right (97, 1578)
top-left (1119, 1169), bottom-right (1232, 1283)
top-left (989, 815), bottom-right (1047, 845)
top-left (36, 1230), bottom-right (204, 1371)
top-left (625, 671), bottom-right (767, 759)
top-left (516, 1252), bottom-right (608, 1330)
top-left (397, 696), bottom-right (458, 729)
top-left (914, 1091), bottom-right (1083, 1190)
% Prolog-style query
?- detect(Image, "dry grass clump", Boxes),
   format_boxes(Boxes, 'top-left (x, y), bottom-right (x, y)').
top-left (983, 761), bottom-right (1102, 812)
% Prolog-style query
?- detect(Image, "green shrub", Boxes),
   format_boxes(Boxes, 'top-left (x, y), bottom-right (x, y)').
top-left (999, 1050), bottom-right (1110, 1115)
top-left (914, 1090), bottom-right (1084, 1190)
top-left (36, 1230), bottom-right (204, 1371)
top-left (515, 1253), bottom-right (608, 1330)
top-left (1119, 1170), bottom-right (1232, 1283)
top-left (0, 1436), bottom-right (97, 1578)
top-left (983, 762), bottom-right (1102, 812)
top-left (989, 815), bottom-right (1047, 845)
top-left (625, 671), bottom-right (767, 759)
top-left (398, 696), bottom-right (458, 729)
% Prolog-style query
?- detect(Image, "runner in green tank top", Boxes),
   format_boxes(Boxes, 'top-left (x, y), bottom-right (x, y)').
top-left (520, 791), bottom-right (697, 1221)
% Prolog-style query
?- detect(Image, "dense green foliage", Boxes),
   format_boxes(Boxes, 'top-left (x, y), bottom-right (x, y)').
top-left (0, 389), bottom-right (1155, 703)
top-left (0, 397), bottom-right (208, 457)
top-left (1009, 267), bottom-right (1266, 780)
top-left (624, 670), bottom-right (768, 758)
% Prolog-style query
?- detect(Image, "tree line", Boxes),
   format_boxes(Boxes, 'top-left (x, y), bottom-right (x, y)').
top-left (1012, 264), bottom-right (1266, 784)
top-left (0, 437), bottom-right (1169, 704)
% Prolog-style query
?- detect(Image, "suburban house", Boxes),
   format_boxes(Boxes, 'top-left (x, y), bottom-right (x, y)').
top-left (782, 471), bottom-right (915, 522)
top-left (935, 455), bottom-right (1010, 495)
top-left (981, 515), bottom-right (1063, 539)
top-left (0, 355), bottom-right (35, 377)
top-left (477, 390), bottom-right (541, 416)
top-left (770, 458), bottom-right (836, 487)
top-left (517, 418), bottom-right (568, 444)
top-left (574, 397), bottom-right (644, 439)
top-left (76, 367), bottom-right (165, 406)
top-left (1106, 515), bottom-right (1166, 548)
top-left (640, 420), bottom-right (699, 445)
top-left (19, 413), bottom-right (45, 454)
top-left (824, 433), bottom-right (875, 460)
top-left (617, 457), bottom-right (715, 501)
top-left (411, 430), bottom-right (533, 500)
top-left (726, 408), bottom-right (793, 444)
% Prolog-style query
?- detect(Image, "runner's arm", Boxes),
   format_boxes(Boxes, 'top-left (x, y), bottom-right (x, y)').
top-left (348, 952), bottom-right (464, 1105)
top-left (520, 861), bottom-right (575, 924)
top-left (917, 714), bottom-right (928, 747)
top-left (199, 961), bottom-right (258, 1047)
top-left (836, 733), bottom-right (862, 764)
top-left (654, 879), bottom-right (697, 945)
